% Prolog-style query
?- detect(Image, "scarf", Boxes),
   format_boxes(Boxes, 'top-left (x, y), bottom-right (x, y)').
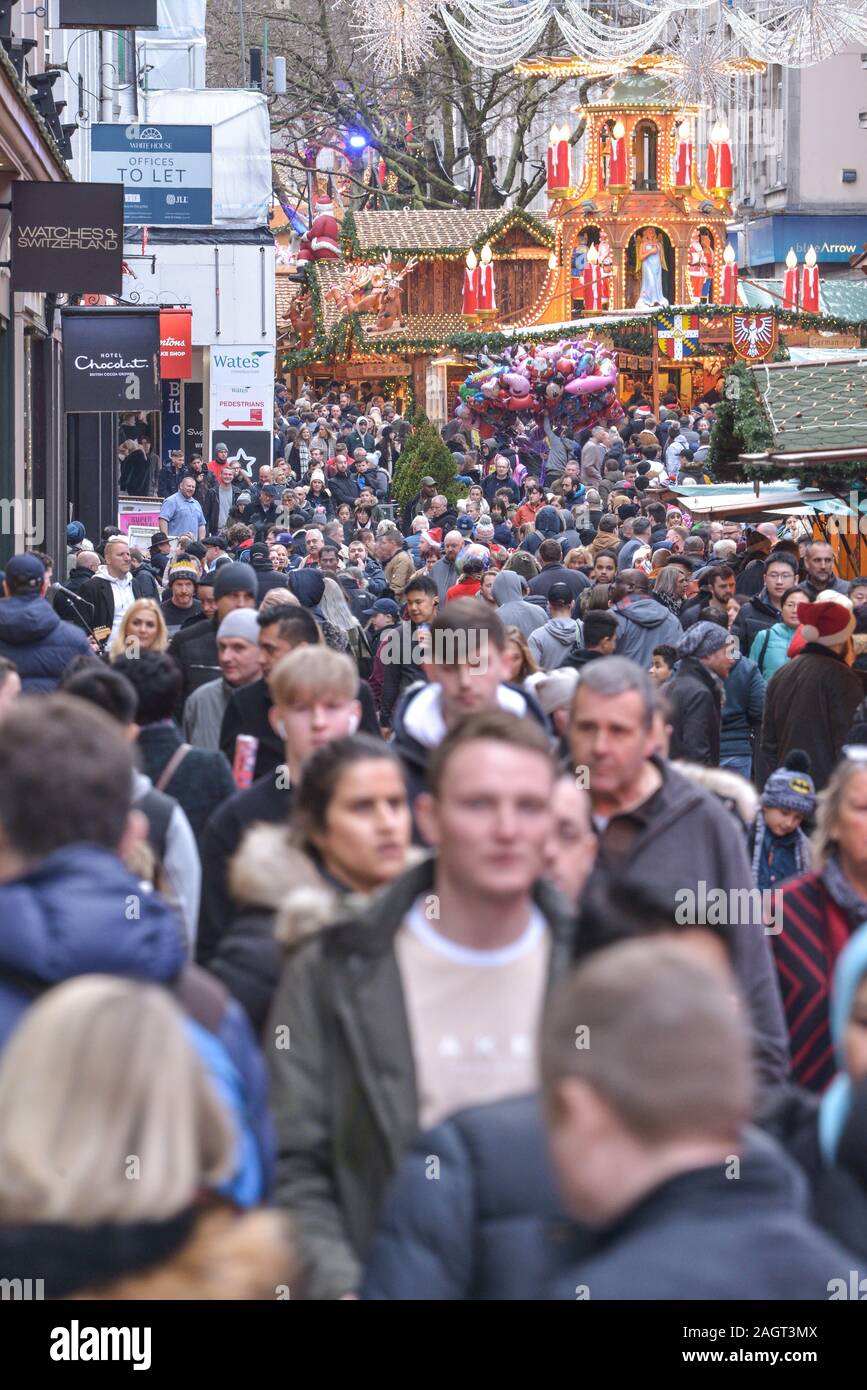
top-left (822, 855), bottom-right (867, 933)
top-left (654, 589), bottom-right (683, 617)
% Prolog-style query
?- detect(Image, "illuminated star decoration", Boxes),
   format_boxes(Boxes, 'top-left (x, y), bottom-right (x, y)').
top-left (658, 11), bottom-right (737, 112)
top-left (346, 0), bottom-right (441, 75)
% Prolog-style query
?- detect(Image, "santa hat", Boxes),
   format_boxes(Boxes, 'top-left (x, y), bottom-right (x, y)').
top-left (314, 195), bottom-right (333, 213)
top-left (796, 594), bottom-right (855, 649)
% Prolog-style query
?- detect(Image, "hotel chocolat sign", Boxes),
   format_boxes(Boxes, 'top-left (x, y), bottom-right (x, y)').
top-left (61, 308), bottom-right (160, 412)
top-left (59, 1), bottom-right (158, 27)
top-left (11, 183), bottom-right (123, 294)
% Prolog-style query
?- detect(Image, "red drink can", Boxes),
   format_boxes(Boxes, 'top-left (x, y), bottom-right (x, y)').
top-left (233, 734), bottom-right (259, 790)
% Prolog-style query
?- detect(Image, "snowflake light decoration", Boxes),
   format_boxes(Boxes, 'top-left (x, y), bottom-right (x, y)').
top-left (346, 0), bottom-right (441, 76)
top-left (725, 0), bottom-right (867, 69)
top-left (657, 11), bottom-right (736, 112)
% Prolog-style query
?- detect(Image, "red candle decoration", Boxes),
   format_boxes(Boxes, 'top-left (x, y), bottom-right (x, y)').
top-left (783, 248), bottom-right (799, 310)
top-left (478, 243), bottom-right (496, 314)
top-left (716, 122), bottom-right (733, 191)
top-left (674, 120), bottom-right (693, 188)
top-left (721, 244), bottom-right (738, 306)
top-left (547, 124), bottom-right (558, 195)
top-left (462, 249), bottom-right (479, 316)
top-left (608, 120), bottom-right (626, 187)
top-left (706, 121), bottom-right (719, 192)
top-left (801, 246), bottom-right (820, 313)
top-left (556, 123), bottom-right (571, 190)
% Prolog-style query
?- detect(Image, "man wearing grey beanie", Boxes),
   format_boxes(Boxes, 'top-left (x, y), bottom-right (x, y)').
top-left (668, 620), bottom-right (733, 767)
top-left (168, 562), bottom-right (258, 710)
top-left (182, 607), bottom-right (262, 751)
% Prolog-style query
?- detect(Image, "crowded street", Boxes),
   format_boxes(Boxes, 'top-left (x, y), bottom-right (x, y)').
top-left (3, 0), bottom-right (867, 1356)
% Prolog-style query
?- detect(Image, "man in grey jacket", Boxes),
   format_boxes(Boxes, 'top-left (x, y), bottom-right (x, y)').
top-left (429, 529), bottom-right (463, 606)
top-left (183, 609), bottom-right (262, 751)
top-left (492, 569), bottom-right (547, 639)
top-left (568, 656), bottom-right (789, 1093)
top-left (529, 583), bottom-right (579, 670)
top-left (612, 570), bottom-right (683, 670)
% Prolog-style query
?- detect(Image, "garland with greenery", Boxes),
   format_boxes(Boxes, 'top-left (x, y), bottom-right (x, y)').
top-left (284, 277), bottom-right (867, 372)
top-left (707, 362), bottom-right (774, 473)
top-left (340, 208), bottom-right (553, 262)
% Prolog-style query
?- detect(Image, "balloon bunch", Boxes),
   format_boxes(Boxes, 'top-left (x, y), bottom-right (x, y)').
top-left (456, 338), bottom-right (625, 438)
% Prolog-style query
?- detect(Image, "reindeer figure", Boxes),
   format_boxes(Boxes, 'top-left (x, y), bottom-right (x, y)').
top-left (374, 255), bottom-right (417, 331)
top-left (326, 264), bottom-right (384, 315)
top-left (288, 290), bottom-right (314, 348)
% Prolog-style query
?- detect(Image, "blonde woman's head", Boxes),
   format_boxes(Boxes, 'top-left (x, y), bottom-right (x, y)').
top-left (0, 976), bottom-right (234, 1225)
top-left (110, 598), bottom-right (168, 659)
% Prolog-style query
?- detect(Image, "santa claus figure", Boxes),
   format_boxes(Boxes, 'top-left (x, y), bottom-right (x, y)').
top-left (296, 195), bottom-right (341, 263)
top-left (688, 230), bottom-right (714, 303)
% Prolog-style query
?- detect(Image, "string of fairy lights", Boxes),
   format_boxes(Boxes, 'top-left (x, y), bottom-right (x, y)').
top-left (336, 0), bottom-right (867, 79)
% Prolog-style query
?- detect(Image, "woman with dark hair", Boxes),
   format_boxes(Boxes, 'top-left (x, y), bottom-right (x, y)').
top-left (213, 736), bottom-right (412, 1032)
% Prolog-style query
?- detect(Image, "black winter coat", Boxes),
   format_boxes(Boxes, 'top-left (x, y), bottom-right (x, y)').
top-left (362, 1093), bottom-right (580, 1300)
top-left (168, 616), bottom-right (220, 706)
top-left (732, 588), bottom-right (781, 651)
top-left (219, 677), bottom-right (283, 780)
top-left (545, 1145), bottom-right (857, 1300)
top-left (667, 656), bottom-right (722, 767)
top-left (758, 645), bottom-right (865, 790)
top-left (78, 573), bottom-right (150, 636)
top-left (136, 721), bottom-right (237, 841)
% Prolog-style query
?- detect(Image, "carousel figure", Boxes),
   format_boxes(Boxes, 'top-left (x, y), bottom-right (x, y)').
top-left (634, 227), bottom-right (668, 309)
top-left (688, 229), bottom-right (715, 303)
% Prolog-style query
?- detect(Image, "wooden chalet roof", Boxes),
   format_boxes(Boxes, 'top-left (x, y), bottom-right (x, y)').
top-left (750, 357), bottom-right (867, 454)
top-left (344, 208), bottom-right (552, 257)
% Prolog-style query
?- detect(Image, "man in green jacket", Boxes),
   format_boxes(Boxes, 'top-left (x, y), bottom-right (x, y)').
top-left (267, 708), bottom-right (576, 1299)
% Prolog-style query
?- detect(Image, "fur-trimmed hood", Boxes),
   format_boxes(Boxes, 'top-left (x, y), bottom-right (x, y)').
top-left (228, 822), bottom-right (424, 950)
top-left (229, 823), bottom-right (341, 949)
top-left (72, 1207), bottom-right (293, 1301)
top-left (672, 759), bottom-right (759, 828)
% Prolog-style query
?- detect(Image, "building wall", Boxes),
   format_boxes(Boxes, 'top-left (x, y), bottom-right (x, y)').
top-left (798, 50), bottom-right (867, 206)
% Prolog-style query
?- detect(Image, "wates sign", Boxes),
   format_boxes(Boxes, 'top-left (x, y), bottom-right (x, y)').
top-left (61, 308), bottom-right (160, 413)
top-left (159, 309), bottom-right (192, 379)
top-left (11, 183), bottom-right (123, 294)
top-left (209, 345), bottom-right (275, 460)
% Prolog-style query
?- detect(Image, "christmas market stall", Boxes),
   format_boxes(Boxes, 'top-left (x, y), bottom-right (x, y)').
top-left (280, 207), bottom-right (553, 417)
top-left (710, 354), bottom-right (867, 576)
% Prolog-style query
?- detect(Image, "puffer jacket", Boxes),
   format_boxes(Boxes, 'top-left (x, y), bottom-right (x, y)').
top-left (749, 621), bottom-right (796, 680)
top-left (0, 594), bottom-right (90, 691)
top-left (362, 1092), bottom-right (580, 1300)
top-left (720, 653), bottom-right (766, 760)
top-left (0, 844), bottom-right (273, 1208)
top-left (0, 845), bottom-right (186, 1048)
top-left (732, 588), bottom-right (781, 652)
top-left (208, 826), bottom-right (345, 1035)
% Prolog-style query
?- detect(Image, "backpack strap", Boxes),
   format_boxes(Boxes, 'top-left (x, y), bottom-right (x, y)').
top-left (756, 626), bottom-right (772, 676)
top-left (155, 742), bottom-right (192, 793)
